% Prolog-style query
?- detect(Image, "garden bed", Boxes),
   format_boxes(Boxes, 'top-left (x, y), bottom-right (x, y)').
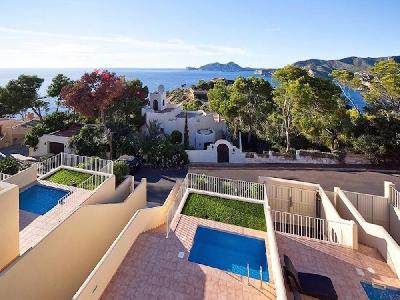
top-left (44, 169), bottom-right (91, 186)
top-left (181, 193), bottom-right (266, 231)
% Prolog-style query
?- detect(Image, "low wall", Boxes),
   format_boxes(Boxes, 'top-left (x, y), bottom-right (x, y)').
top-left (320, 187), bottom-right (358, 249)
top-left (100, 176), bottom-right (133, 204)
top-left (73, 182), bottom-right (181, 300)
top-left (4, 165), bottom-right (38, 189)
top-left (390, 206), bottom-right (400, 245)
top-left (336, 188), bottom-right (400, 278)
top-left (0, 179), bottom-right (147, 300)
top-left (83, 175), bottom-right (116, 205)
top-left (0, 182), bottom-right (19, 271)
top-left (263, 201), bottom-right (287, 300)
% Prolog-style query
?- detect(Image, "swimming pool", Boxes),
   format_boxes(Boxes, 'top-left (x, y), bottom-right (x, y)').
top-left (19, 184), bottom-right (69, 215)
top-left (361, 281), bottom-right (400, 299)
top-left (188, 226), bottom-right (269, 281)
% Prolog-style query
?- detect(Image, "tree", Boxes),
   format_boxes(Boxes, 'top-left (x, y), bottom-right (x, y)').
top-left (184, 112), bottom-right (189, 149)
top-left (47, 74), bottom-right (73, 112)
top-left (69, 126), bottom-right (108, 157)
top-left (0, 157), bottom-right (20, 175)
top-left (108, 79), bottom-right (148, 129)
top-left (61, 70), bottom-right (124, 158)
top-left (332, 60), bottom-right (400, 163)
top-left (3, 75), bottom-right (47, 120)
top-left (272, 78), bottom-right (313, 151)
top-left (170, 130), bottom-right (183, 144)
top-left (332, 59), bottom-right (400, 116)
top-left (230, 77), bottom-right (274, 144)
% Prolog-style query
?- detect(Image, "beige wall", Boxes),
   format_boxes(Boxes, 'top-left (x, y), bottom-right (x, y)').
top-left (83, 175), bottom-right (116, 205)
top-left (102, 176), bottom-right (133, 204)
top-left (0, 182), bottom-right (19, 271)
top-left (0, 119), bottom-right (28, 149)
top-left (0, 179), bottom-right (147, 300)
top-left (336, 188), bottom-right (400, 278)
top-left (389, 206), bottom-right (400, 245)
top-left (73, 182), bottom-right (181, 300)
top-left (320, 187), bottom-right (358, 249)
top-left (4, 165), bottom-right (38, 189)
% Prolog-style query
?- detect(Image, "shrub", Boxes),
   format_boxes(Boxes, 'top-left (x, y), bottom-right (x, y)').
top-left (298, 150), bottom-right (339, 160)
top-left (146, 139), bottom-right (188, 168)
top-left (182, 193), bottom-right (266, 231)
top-left (114, 160), bottom-right (129, 183)
top-left (69, 126), bottom-right (108, 157)
top-left (169, 130), bottom-right (183, 144)
top-left (0, 157), bottom-right (20, 175)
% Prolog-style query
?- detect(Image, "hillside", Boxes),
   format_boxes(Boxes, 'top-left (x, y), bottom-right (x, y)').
top-left (187, 61), bottom-right (253, 72)
top-left (187, 55), bottom-right (400, 78)
top-left (293, 55), bottom-right (400, 78)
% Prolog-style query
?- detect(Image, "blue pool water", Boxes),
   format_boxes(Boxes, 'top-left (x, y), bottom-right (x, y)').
top-left (188, 226), bottom-right (269, 281)
top-left (19, 184), bottom-right (69, 215)
top-left (361, 282), bottom-right (400, 300)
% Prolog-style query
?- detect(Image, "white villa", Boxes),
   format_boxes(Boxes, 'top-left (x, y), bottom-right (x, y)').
top-left (143, 85), bottom-right (228, 150)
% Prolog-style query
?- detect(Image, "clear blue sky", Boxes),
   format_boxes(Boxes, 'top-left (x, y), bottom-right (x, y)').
top-left (0, 0), bottom-right (399, 68)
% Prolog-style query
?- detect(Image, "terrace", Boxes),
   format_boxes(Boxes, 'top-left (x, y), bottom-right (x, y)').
top-left (1, 152), bottom-right (114, 254)
top-left (74, 172), bottom-right (400, 300)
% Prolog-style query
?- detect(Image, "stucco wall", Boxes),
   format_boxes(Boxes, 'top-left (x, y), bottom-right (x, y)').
top-left (83, 175), bottom-right (116, 205)
top-left (390, 206), bottom-right (400, 245)
top-left (73, 181), bottom-right (181, 300)
top-left (30, 134), bottom-right (72, 157)
top-left (336, 188), bottom-right (400, 278)
top-left (0, 179), bottom-right (147, 300)
top-left (4, 165), bottom-right (38, 189)
top-left (0, 182), bottom-right (19, 271)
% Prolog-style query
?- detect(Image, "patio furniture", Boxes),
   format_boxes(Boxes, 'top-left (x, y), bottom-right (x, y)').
top-left (283, 255), bottom-right (338, 300)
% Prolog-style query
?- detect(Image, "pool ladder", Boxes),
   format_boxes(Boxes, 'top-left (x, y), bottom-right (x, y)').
top-left (246, 263), bottom-right (263, 288)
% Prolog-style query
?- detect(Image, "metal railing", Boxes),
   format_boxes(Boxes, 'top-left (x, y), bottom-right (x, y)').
top-left (37, 153), bottom-right (113, 176)
top-left (0, 172), bottom-right (11, 181)
top-left (391, 187), bottom-right (400, 209)
top-left (271, 210), bottom-right (350, 245)
top-left (187, 173), bottom-right (265, 202)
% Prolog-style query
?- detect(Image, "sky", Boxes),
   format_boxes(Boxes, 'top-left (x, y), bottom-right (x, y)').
top-left (0, 0), bottom-right (399, 69)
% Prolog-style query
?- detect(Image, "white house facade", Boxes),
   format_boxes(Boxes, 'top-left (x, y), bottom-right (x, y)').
top-left (143, 85), bottom-right (228, 150)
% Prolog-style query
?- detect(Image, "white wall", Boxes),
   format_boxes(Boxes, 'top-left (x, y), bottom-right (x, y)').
top-left (145, 105), bottom-right (227, 149)
top-left (30, 134), bottom-right (72, 157)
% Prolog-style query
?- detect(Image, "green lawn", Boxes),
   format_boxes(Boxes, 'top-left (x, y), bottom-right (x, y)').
top-left (44, 169), bottom-right (91, 187)
top-left (181, 193), bottom-right (266, 231)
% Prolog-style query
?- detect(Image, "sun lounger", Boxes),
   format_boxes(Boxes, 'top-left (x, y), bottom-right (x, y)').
top-left (283, 255), bottom-right (338, 300)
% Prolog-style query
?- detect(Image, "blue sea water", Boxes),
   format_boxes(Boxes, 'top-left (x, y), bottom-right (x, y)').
top-left (19, 184), bottom-right (69, 215)
top-left (188, 226), bottom-right (269, 281)
top-left (0, 68), bottom-right (365, 113)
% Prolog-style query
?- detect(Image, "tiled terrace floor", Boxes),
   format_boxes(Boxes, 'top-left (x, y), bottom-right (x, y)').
top-left (277, 233), bottom-right (400, 300)
top-left (19, 181), bottom-right (91, 254)
top-left (102, 215), bottom-right (276, 299)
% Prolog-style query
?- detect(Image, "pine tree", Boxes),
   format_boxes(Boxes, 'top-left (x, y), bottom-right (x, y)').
top-left (184, 112), bottom-right (189, 149)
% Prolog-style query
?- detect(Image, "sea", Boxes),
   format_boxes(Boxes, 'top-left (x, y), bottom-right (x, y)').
top-left (0, 68), bottom-right (365, 113)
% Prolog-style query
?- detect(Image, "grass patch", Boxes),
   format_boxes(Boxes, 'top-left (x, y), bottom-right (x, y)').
top-left (181, 193), bottom-right (266, 231)
top-left (44, 169), bottom-right (91, 186)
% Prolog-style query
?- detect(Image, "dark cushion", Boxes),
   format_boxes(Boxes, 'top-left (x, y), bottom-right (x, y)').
top-left (298, 272), bottom-right (338, 300)
top-left (284, 255), bottom-right (301, 288)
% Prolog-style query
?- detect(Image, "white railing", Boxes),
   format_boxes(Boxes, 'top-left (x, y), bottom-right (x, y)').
top-left (391, 187), bottom-right (400, 209)
top-left (187, 173), bottom-right (265, 202)
top-left (0, 172), bottom-right (11, 181)
top-left (271, 210), bottom-right (351, 245)
top-left (77, 173), bottom-right (109, 190)
top-left (37, 153), bottom-right (113, 176)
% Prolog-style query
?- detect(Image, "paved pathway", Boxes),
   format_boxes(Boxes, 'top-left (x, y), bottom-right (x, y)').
top-left (102, 216), bottom-right (276, 300)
